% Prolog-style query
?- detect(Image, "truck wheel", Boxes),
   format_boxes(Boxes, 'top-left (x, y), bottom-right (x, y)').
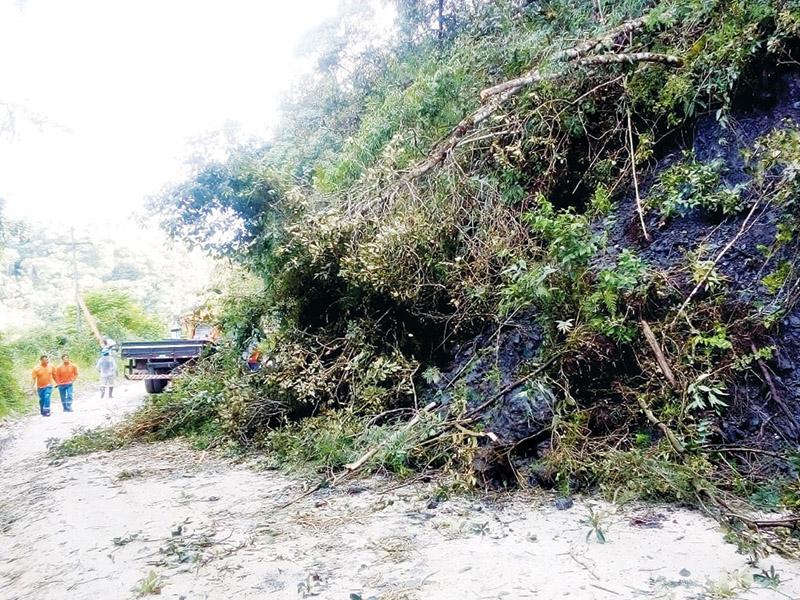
top-left (144, 378), bottom-right (168, 394)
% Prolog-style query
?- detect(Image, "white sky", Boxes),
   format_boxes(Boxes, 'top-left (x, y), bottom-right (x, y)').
top-left (0, 0), bottom-right (341, 236)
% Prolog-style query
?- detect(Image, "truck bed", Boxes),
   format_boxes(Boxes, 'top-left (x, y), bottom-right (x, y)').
top-left (121, 339), bottom-right (212, 393)
top-left (120, 339), bottom-right (209, 360)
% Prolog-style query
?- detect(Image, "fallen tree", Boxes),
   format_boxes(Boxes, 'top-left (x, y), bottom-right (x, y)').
top-left (405, 14), bottom-right (681, 180)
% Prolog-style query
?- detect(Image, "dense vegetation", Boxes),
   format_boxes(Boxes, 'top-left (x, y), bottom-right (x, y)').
top-left (0, 336), bottom-right (24, 417)
top-left (0, 204), bottom-right (24, 416)
top-left (70, 0), bottom-right (800, 552)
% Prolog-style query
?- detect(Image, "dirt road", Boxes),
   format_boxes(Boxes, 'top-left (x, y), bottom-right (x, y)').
top-left (1, 385), bottom-right (798, 600)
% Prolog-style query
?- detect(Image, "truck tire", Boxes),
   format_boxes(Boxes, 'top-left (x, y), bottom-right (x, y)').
top-left (144, 378), bottom-right (168, 394)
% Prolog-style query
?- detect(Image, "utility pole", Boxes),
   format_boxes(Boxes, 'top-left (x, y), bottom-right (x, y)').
top-left (54, 228), bottom-right (91, 333)
top-left (71, 228), bottom-right (80, 332)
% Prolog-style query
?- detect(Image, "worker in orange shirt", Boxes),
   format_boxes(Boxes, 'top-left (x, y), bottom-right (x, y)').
top-left (246, 348), bottom-right (262, 372)
top-left (54, 353), bottom-right (79, 412)
top-left (31, 355), bottom-right (57, 417)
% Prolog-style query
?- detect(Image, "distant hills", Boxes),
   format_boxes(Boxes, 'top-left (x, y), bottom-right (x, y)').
top-left (0, 220), bottom-right (214, 333)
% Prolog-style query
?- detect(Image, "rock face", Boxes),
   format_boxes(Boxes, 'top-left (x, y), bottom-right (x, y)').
top-left (606, 72), bottom-right (800, 297)
top-left (771, 304), bottom-right (800, 439)
top-left (432, 315), bottom-right (552, 446)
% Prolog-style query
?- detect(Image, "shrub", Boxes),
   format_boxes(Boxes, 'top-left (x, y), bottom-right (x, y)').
top-left (0, 337), bottom-right (25, 418)
top-left (649, 154), bottom-right (744, 219)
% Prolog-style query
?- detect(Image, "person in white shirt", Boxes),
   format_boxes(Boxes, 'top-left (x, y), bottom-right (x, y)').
top-left (96, 350), bottom-right (118, 399)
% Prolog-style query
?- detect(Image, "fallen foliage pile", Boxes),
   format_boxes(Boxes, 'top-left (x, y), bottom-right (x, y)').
top-left (64, 0), bottom-right (800, 555)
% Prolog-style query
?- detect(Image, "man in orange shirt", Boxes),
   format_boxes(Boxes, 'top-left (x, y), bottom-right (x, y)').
top-left (54, 353), bottom-right (79, 412)
top-left (31, 355), bottom-right (56, 417)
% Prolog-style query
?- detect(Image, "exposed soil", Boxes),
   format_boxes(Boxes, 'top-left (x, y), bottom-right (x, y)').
top-left (437, 71), bottom-right (800, 465)
top-left (604, 71), bottom-right (800, 448)
top-left (1, 386), bottom-right (800, 599)
top-left (432, 315), bottom-right (549, 447)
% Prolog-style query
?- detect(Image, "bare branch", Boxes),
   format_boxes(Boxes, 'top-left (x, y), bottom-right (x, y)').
top-left (627, 109), bottom-right (651, 242)
top-left (640, 320), bottom-right (676, 387)
top-left (671, 199), bottom-right (763, 326)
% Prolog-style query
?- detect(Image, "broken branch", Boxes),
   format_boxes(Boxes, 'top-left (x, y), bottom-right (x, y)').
top-left (635, 394), bottom-right (686, 456)
top-left (640, 320), bottom-right (676, 387)
top-left (278, 402), bottom-right (437, 510)
top-left (343, 401), bottom-right (437, 472)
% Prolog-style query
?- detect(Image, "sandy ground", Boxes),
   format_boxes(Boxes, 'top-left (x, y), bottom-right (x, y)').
top-left (0, 386), bottom-right (799, 600)
top-left (0, 382), bottom-right (143, 464)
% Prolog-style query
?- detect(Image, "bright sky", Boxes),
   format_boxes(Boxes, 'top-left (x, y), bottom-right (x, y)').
top-left (0, 0), bottom-right (340, 235)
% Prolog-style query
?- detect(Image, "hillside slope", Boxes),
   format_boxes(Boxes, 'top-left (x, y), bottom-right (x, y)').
top-left (94, 0), bottom-right (800, 541)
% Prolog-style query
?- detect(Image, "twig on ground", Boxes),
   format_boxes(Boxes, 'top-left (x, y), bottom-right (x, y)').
top-left (568, 552), bottom-right (600, 580)
top-left (700, 445), bottom-right (790, 460)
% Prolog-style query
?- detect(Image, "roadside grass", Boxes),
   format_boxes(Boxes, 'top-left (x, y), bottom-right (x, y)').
top-left (0, 390), bottom-right (33, 419)
top-left (0, 349), bottom-right (29, 419)
top-left (133, 570), bottom-right (164, 597)
top-left (48, 427), bottom-right (126, 457)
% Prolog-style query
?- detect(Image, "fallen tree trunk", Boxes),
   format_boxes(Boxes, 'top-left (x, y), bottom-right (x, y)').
top-left (580, 52), bottom-right (681, 67)
top-left (479, 16), bottom-right (650, 101)
top-left (405, 14), bottom-right (679, 181)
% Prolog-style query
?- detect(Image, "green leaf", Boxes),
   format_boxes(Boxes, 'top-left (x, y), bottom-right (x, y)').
top-left (595, 529), bottom-right (606, 544)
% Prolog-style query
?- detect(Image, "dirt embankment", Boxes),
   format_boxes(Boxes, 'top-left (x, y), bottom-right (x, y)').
top-left (434, 71), bottom-right (800, 470)
top-left (1, 387), bottom-right (799, 599)
top-left (607, 70), bottom-right (800, 448)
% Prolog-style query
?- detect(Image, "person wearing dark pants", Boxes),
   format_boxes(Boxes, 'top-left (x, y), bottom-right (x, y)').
top-left (54, 353), bottom-right (79, 412)
top-left (31, 355), bottom-right (56, 417)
